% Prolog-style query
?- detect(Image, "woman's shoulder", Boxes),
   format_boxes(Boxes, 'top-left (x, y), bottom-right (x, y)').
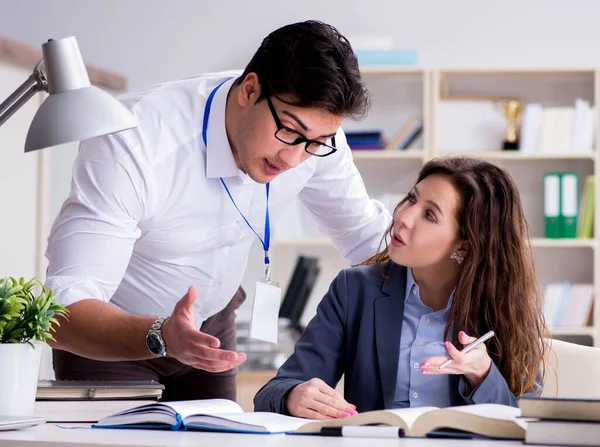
top-left (336, 260), bottom-right (404, 293)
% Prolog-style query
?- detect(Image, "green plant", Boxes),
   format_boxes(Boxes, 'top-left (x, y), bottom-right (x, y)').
top-left (0, 277), bottom-right (68, 345)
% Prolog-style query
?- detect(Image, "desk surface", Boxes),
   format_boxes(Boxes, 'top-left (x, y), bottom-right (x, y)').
top-left (0, 423), bottom-right (552, 447)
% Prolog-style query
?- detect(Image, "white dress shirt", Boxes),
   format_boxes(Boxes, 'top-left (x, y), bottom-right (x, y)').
top-left (45, 71), bottom-right (391, 327)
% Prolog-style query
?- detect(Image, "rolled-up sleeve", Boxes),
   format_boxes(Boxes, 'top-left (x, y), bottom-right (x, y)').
top-left (45, 131), bottom-right (150, 307)
top-left (298, 129), bottom-right (391, 265)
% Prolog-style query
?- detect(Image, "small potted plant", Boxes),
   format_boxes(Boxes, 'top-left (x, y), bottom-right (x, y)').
top-left (0, 277), bottom-right (67, 416)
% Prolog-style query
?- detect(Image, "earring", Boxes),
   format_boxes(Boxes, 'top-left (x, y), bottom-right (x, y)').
top-left (450, 251), bottom-right (464, 265)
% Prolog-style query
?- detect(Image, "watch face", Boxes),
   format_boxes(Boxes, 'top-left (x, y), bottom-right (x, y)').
top-left (146, 331), bottom-right (165, 355)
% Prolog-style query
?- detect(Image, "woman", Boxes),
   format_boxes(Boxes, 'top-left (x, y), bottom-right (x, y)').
top-left (254, 156), bottom-right (547, 420)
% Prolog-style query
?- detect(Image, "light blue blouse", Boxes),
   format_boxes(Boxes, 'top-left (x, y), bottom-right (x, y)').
top-left (393, 268), bottom-right (454, 408)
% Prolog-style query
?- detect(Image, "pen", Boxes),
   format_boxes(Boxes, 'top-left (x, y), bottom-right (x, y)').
top-left (320, 426), bottom-right (405, 438)
top-left (438, 330), bottom-right (495, 370)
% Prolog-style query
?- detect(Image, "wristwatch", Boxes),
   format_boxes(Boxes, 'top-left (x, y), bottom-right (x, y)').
top-left (146, 317), bottom-right (168, 356)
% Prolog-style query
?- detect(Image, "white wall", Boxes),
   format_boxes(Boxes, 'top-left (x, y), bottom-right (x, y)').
top-left (2, 0), bottom-right (600, 93)
top-left (2, 0), bottom-right (600, 322)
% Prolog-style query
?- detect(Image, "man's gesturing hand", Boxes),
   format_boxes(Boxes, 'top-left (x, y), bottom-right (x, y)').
top-left (161, 286), bottom-right (246, 372)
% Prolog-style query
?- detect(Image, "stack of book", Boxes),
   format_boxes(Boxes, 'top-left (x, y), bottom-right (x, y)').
top-left (520, 397), bottom-right (600, 446)
top-left (34, 379), bottom-right (164, 423)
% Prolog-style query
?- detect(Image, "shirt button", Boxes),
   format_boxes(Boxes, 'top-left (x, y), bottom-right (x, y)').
top-left (425, 317), bottom-right (431, 323)
top-left (412, 288), bottom-right (417, 295)
top-left (412, 392), bottom-right (419, 399)
top-left (418, 341), bottom-right (425, 346)
top-left (413, 362), bottom-right (419, 369)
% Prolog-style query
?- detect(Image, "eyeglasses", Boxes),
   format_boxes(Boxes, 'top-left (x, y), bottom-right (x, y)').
top-left (266, 96), bottom-right (337, 157)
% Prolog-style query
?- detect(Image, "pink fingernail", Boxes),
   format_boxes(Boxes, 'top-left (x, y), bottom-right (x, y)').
top-left (444, 341), bottom-right (450, 349)
top-left (342, 412), bottom-right (350, 418)
top-left (351, 410), bottom-right (358, 416)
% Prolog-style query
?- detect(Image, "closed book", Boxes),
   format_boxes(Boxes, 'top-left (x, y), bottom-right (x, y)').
top-left (36, 380), bottom-right (164, 401)
top-left (526, 420), bottom-right (600, 446)
top-left (519, 396), bottom-right (600, 422)
top-left (34, 399), bottom-right (158, 423)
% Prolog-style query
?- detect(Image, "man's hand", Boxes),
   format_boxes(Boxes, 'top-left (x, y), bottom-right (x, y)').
top-left (420, 331), bottom-right (492, 388)
top-left (286, 378), bottom-right (357, 420)
top-left (161, 286), bottom-right (246, 372)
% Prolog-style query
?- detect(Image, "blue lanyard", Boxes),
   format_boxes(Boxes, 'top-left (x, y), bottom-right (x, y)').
top-left (202, 80), bottom-right (272, 279)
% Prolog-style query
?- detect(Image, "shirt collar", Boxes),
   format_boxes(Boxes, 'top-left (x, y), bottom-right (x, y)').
top-left (205, 77), bottom-right (240, 180)
top-left (405, 267), bottom-right (455, 312)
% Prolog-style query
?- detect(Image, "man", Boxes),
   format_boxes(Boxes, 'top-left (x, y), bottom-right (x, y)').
top-left (46, 20), bottom-right (391, 402)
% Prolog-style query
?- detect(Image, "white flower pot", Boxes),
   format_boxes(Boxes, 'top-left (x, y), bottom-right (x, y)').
top-left (0, 342), bottom-right (43, 416)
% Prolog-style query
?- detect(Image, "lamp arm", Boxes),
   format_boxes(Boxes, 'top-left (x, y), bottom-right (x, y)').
top-left (0, 68), bottom-right (47, 127)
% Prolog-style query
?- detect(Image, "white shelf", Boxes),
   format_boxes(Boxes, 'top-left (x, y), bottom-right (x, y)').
top-left (549, 327), bottom-right (596, 337)
top-left (273, 67), bottom-right (600, 347)
top-left (352, 150), bottom-right (424, 161)
top-left (437, 151), bottom-right (596, 161)
top-left (531, 238), bottom-right (596, 249)
top-left (438, 67), bottom-right (596, 75)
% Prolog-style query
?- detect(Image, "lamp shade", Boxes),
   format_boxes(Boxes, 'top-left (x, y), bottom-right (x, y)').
top-left (24, 37), bottom-right (136, 152)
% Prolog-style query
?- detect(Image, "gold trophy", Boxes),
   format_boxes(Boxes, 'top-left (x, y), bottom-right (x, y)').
top-left (501, 99), bottom-right (522, 150)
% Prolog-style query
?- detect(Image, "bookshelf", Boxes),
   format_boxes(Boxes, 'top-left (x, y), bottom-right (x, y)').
top-left (271, 67), bottom-right (599, 346)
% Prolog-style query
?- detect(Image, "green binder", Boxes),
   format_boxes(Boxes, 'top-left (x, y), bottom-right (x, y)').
top-left (543, 172), bottom-right (561, 238)
top-left (560, 172), bottom-right (579, 238)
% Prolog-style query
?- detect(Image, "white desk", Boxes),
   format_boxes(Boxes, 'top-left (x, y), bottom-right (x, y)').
top-left (0, 424), bottom-right (551, 447)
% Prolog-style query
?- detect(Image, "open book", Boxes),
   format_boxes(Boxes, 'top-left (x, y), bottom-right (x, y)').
top-left (94, 399), bottom-right (525, 438)
top-left (94, 399), bottom-right (310, 434)
top-left (297, 403), bottom-right (525, 439)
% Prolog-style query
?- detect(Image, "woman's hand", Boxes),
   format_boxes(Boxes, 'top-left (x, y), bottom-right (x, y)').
top-left (420, 331), bottom-right (492, 388)
top-left (285, 378), bottom-right (358, 420)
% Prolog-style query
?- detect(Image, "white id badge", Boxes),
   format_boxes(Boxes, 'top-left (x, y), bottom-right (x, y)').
top-left (249, 279), bottom-right (282, 344)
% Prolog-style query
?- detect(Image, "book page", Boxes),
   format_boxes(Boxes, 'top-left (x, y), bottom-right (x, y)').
top-left (382, 407), bottom-right (439, 429)
top-left (185, 412), bottom-right (310, 433)
top-left (445, 404), bottom-right (521, 421)
top-left (166, 399), bottom-right (243, 418)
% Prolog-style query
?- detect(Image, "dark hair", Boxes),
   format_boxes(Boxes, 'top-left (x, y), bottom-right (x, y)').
top-left (364, 156), bottom-right (548, 396)
top-left (236, 20), bottom-right (370, 119)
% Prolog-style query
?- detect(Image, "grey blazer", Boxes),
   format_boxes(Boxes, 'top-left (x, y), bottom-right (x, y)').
top-left (254, 261), bottom-right (539, 414)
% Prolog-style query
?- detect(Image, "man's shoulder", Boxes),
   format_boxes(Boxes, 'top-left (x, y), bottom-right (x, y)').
top-left (102, 71), bottom-right (242, 166)
top-left (118, 70), bottom-right (242, 111)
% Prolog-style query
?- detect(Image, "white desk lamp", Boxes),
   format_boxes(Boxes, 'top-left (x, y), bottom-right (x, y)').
top-left (0, 36), bottom-right (136, 151)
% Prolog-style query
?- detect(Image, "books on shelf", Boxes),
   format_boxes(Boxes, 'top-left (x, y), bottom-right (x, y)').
top-left (520, 99), bottom-right (595, 154)
top-left (345, 117), bottom-right (423, 152)
top-left (519, 397), bottom-right (600, 446)
top-left (345, 130), bottom-right (385, 150)
top-left (93, 399), bottom-right (525, 439)
top-left (542, 282), bottom-right (594, 328)
top-left (386, 116), bottom-right (423, 150)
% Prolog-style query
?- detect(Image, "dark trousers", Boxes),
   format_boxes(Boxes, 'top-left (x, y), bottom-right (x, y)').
top-left (53, 287), bottom-right (246, 402)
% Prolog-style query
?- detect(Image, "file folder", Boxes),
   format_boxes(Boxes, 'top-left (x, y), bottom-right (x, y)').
top-left (544, 172), bottom-right (561, 238)
top-left (560, 172), bottom-right (578, 238)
